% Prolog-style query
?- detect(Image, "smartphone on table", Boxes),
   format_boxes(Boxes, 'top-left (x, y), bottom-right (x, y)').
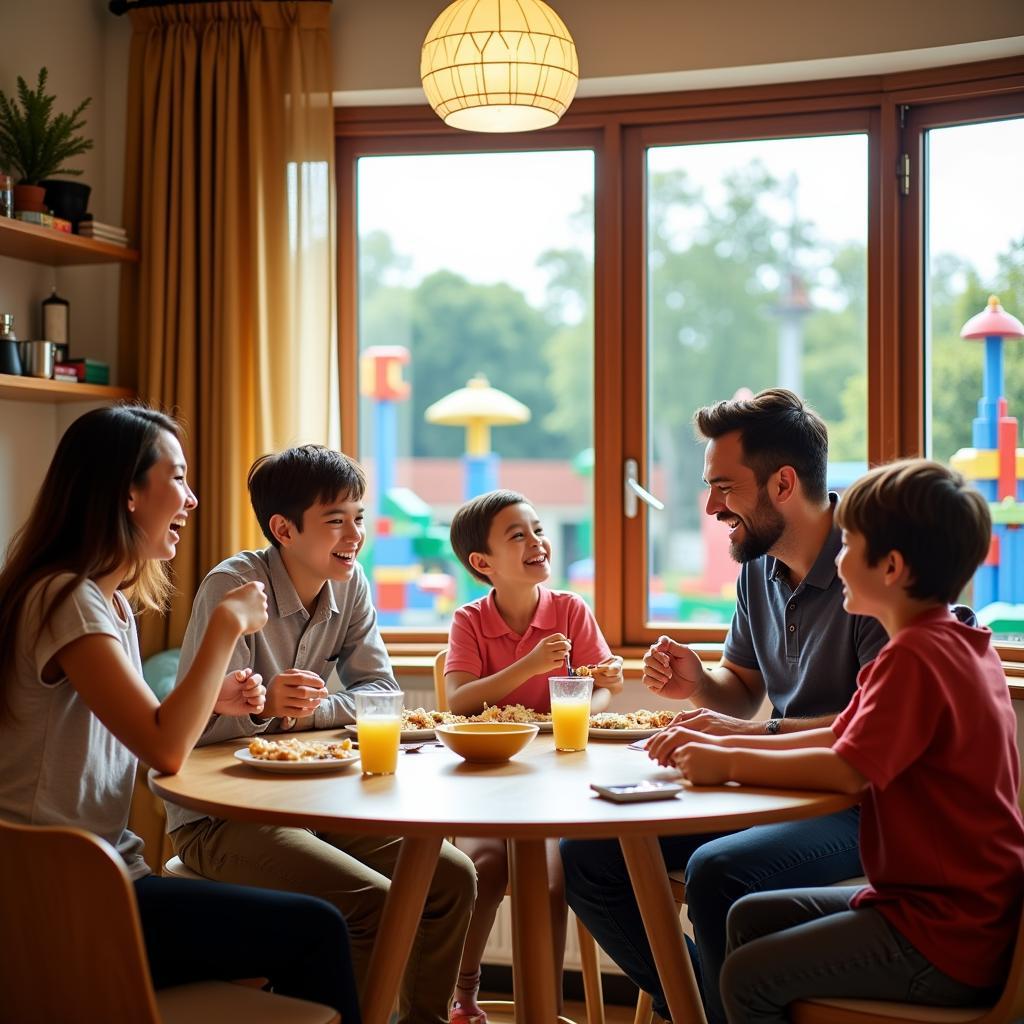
top-left (590, 781), bottom-right (684, 803)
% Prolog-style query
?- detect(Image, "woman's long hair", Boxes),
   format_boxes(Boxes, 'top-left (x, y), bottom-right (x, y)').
top-left (0, 404), bottom-right (182, 719)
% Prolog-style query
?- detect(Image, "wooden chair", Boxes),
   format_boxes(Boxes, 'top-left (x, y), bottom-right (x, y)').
top-left (0, 817), bottom-right (340, 1024)
top-left (790, 903), bottom-right (1024, 1024)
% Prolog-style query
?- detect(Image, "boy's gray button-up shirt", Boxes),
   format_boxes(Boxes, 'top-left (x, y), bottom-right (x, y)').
top-left (723, 496), bottom-right (889, 720)
top-left (163, 546), bottom-right (398, 832)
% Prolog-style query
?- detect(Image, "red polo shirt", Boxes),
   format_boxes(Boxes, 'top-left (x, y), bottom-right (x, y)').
top-left (445, 588), bottom-right (612, 712)
top-left (832, 606), bottom-right (1024, 988)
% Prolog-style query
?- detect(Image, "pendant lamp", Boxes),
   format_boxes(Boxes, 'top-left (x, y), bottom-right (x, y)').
top-left (421, 0), bottom-right (579, 133)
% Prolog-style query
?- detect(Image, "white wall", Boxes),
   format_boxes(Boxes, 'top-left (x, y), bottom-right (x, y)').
top-left (332, 0), bottom-right (1024, 95)
top-left (0, 0), bottom-right (130, 547)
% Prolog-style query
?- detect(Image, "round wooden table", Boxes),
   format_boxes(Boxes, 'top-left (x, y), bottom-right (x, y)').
top-left (152, 731), bottom-right (856, 1024)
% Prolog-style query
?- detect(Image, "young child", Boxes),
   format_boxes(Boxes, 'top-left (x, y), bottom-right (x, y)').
top-left (0, 406), bottom-right (360, 1019)
top-left (658, 460), bottom-right (1024, 1022)
top-left (445, 489), bottom-right (624, 1023)
top-left (165, 443), bottom-right (475, 1024)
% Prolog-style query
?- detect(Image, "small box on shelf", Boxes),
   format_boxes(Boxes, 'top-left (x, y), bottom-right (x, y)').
top-left (54, 358), bottom-right (109, 385)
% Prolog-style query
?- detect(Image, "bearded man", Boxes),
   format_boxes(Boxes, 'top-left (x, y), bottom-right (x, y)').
top-left (561, 388), bottom-right (888, 1024)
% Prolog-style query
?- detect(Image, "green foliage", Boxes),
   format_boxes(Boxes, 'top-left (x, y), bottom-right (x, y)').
top-left (0, 68), bottom-right (92, 184)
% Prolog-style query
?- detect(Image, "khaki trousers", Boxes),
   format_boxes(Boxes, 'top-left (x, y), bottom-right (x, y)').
top-left (173, 817), bottom-right (476, 1024)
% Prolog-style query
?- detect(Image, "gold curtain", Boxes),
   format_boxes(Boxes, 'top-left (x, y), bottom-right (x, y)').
top-left (120, 1), bottom-right (337, 655)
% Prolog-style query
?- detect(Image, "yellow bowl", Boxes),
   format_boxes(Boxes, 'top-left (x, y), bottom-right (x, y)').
top-left (435, 722), bottom-right (539, 763)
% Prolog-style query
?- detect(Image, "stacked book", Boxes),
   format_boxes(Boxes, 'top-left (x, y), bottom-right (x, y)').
top-left (77, 217), bottom-right (129, 247)
top-left (54, 358), bottom-right (110, 385)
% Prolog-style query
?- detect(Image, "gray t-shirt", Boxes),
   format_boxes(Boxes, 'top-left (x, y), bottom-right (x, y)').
top-left (0, 575), bottom-right (148, 879)
top-left (723, 502), bottom-right (889, 720)
top-left (164, 546), bottom-right (399, 832)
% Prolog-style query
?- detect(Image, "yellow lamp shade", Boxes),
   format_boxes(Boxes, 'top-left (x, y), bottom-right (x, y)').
top-left (421, 0), bottom-right (579, 133)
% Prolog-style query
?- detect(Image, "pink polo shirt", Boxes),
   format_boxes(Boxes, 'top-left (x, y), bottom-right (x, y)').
top-left (445, 588), bottom-right (612, 712)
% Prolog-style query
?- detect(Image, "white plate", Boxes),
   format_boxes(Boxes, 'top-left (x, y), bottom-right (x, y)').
top-left (233, 747), bottom-right (361, 774)
top-left (588, 726), bottom-right (660, 741)
top-left (534, 721), bottom-right (553, 733)
top-left (344, 725), bottom-right (436, 743)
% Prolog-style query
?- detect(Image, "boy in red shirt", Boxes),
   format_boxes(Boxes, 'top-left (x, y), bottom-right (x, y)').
top-left (664, 460), bottom-right (1024, 1022)
top-left (444, 489), bottom-right (623, 1022)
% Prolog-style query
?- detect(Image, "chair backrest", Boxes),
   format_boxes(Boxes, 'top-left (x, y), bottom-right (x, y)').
top-left (988, 899), bottom-right (1024, 1022)
top-left (0, 818), bottom-right (162, 1024)
top-left (433, 647), bottom-right (449, 711)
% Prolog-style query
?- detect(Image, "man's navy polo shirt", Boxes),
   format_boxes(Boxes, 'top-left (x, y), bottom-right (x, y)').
top-left (722, 497), bottom-right (888, 719)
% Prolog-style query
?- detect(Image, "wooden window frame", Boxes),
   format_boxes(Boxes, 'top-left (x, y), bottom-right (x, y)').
top-left (334, 55), bottom-right (1024, 657)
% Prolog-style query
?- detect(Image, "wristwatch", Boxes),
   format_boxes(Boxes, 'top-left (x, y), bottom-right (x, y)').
top-left (764, 717), bottom-right (782, 735)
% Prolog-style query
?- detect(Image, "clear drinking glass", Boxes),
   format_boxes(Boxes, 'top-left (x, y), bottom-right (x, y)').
top-left (549, 675), bottom-right (593, 752)
top-left (354, 691), bottom-right (404, 775)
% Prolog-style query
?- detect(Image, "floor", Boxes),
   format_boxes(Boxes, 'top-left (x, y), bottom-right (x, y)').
top-left (479, 995), bottom-right (642, 1023)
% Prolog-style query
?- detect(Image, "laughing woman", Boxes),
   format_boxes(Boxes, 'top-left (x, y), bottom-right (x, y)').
top-left (0, 405), bottom-right (360, 1021)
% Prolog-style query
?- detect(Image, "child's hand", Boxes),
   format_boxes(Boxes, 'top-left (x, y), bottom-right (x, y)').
top-left (263, 669), bottom-right (328, 719)
top-left (214, 668), bottom-right (266, 717)
top-left (589, 656), bottom-right (624, 695)
top-left (219, 581), bottom-right (269, 635)
top-left (646, 725), bottom-right (722, 767)
top-left (523, 632), bottom-right (571, 676)
top-left (672, 742), bottom-right (730, 785)
top-left (642, 635), bottom-right (704, 700)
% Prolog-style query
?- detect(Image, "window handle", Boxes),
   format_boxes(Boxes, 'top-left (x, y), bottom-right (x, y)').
top-left (624, 458), bottom-right (666, 519)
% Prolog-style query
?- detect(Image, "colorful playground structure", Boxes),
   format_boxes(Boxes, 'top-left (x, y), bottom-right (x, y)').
top-left (360, 346), bottom-right (455, 627)
top-left (359, 348), bottom-right (540, 624)
top-left (950, 295), bottom-right (1024, 634)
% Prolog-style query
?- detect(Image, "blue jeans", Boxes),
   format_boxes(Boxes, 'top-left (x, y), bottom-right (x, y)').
top-left (722, 886), bottom-right (996, 1024)
top-left (560, 807), bottom-right (861, 1024)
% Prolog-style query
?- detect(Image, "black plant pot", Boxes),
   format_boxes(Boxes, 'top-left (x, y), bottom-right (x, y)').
top-left (40, 179), bottom-right (91, 226)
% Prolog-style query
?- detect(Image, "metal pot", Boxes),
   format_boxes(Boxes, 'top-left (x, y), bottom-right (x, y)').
top-left (19, 340), bottom-right (57, 378)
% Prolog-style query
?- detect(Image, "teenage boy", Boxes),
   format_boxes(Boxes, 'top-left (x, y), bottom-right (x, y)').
top-left (561, 388), bottom-right (889, 1024)
top-left (165, 445), bottom-right (476, 1024)
top-left (672, 460), bottom-right (1024, 1022)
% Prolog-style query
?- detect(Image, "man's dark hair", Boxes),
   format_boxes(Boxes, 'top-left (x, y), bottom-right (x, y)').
top-left (694, 388), bottom-right (829, 503)
top-left (836, 459), bottom-right (991, 604)
top-left (247, 445), bottom-right (366, 547)
top-left (449, 489), bottom-right (528, 584)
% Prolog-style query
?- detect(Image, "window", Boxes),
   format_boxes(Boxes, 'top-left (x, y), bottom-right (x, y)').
top-left (919, 111), bottom-right (1024, 639)
top-left (337, 60), bottom-right (1024, 654)
top-left (641, 132), bottom-right (869, 628)
top-left (352, 147), bottom-right (595, 630)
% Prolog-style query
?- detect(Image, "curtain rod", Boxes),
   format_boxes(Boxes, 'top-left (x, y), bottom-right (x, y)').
top-left (109, 0), bottom-right (329, 14)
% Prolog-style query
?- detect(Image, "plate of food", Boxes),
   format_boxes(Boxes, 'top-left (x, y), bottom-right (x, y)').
top-left (588, 710), bottom-right (676, 740)
top-left (473, 703), bottom-right (553, 732)
top-left (235, 737), bottom-right (360, 774)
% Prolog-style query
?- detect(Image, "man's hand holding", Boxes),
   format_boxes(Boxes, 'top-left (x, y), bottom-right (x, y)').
top-left (642, 635), bottom-right (705, 700)
top-left (667, 707), bottom-right (761, 736)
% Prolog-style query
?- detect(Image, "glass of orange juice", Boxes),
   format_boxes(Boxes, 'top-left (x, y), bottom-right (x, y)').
top-left (549, 676), bottom-right (593, 752)
top-left (354, 691), bottom-right (403, 775)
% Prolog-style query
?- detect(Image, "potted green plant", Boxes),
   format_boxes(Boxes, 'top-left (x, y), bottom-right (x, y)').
top-left (0, 68), bottom-right (92, 217)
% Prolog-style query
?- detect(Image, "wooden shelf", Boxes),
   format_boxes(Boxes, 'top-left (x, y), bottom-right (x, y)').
top-left (0, 374), bottom-right (135, 403)
top-left (0, 217), bottom-right (138, 266)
